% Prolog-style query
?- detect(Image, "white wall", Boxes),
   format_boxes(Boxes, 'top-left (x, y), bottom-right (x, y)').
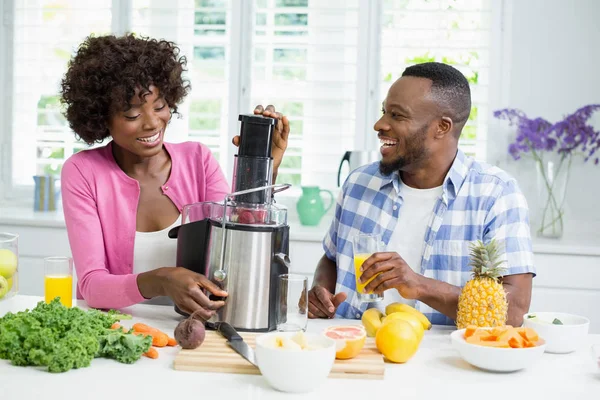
top-left (488, 0), bottom-right (600, 238)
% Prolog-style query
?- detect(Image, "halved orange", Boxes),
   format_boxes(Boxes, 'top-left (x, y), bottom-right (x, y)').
top-left (324, 325), bottom-right (366, 360)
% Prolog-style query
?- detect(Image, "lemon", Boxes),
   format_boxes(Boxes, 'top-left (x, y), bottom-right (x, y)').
top-left (375, 319), bottom-right (419, 363)
top-left (381, 311), bottom-right (424, 341)
top-left (361, 308), bottom-right (384, 337)
top-left (385, 302), bottom-right (431, 330)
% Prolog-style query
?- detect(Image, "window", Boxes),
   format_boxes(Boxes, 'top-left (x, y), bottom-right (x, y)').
top-left (6, 0), bottom-right (112, 193)
top-left (130, 0), bottom-right (232, 166)
top-left (250, 0), bottom-right (359, 187)
top-left (380, 0), bottom-right (492, 157)
top-left (1, 0), bottom-right (494, 203)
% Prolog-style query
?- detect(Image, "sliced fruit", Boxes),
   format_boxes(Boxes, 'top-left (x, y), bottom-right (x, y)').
top-left (475, 340), bottom-right (510, 348)
top-left (516, 327), bottom-right (539, 343)
top-left (385, 303), bottom-right (431, 330)
top-left (291, 331), bottom-right (308, 349)
top-left (375, 319), bottom-right (419, 363)
top-left (361, 308), bottom-right (384, 337)
top-left (508, 337), bottom-right (523, 348)
top-left (381, 312), bottom-right (424, 342)
top-left (324, 325), bottom-right (366, 360)
top-left (463, 326), bottom-right (542, 349)
top-left (464, 325), bottom-right (478, 338)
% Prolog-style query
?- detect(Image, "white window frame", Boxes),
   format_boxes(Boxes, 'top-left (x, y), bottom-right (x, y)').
top-left (0, 0), bottom-right (19, 205)
top-left (0, 0), bottom-right (504, 206)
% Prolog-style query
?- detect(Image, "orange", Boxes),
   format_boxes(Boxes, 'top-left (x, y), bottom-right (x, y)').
top-left (375, 319), bottom-right (419, 363)
top-left (381, 312), bottom-right (425, 341)
top-left (324, 325), bottom-right (366, 360)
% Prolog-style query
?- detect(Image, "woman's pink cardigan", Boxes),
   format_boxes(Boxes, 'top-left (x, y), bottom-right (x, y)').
top-left (60, 141), bottom-right (229, 309)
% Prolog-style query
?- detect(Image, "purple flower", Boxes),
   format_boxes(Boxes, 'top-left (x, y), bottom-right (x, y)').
top-left (494, 105), bottom-right (600, 163)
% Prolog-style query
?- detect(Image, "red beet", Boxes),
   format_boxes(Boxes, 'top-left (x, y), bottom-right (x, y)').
top-left (238, 210), bottom-right (256, 224)
top-left (174, 310), bottom-right (206, 349)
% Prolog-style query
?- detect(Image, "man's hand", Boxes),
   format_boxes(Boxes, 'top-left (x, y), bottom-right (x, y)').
top-left (307, 285), bottom-right (347, 319)
top-left (232, 104), bottom-right (290, 175)
top-left (360, 252), bottom-right (423, 299)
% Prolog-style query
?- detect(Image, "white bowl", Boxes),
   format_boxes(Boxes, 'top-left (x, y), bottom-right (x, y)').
top-left (522, 312), bottom-right (590, 354)
top-left (451, 328), bottom-right (546, 372)
top-left (255, 331), bottom-right (336, 393)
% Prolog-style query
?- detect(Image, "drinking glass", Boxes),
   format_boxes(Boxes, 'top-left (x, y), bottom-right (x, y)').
top-left (0, 232), bottom-right (19, 300)
top-left (276, 274), bottom-right (308, 332)
top-left (44, 256), bottom-right (73, 308)
top-left (353, 233), bottom-right (384, 303)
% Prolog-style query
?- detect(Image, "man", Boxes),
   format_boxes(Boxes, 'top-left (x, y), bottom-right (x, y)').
top-left (308, 62), bottom-right (536, 326)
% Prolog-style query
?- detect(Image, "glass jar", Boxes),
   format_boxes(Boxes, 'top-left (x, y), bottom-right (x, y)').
top-left (0, 232), bottom-right (19, 300)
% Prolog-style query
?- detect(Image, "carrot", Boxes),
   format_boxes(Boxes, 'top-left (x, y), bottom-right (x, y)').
top-left (152, 333), bottom-right (169, 347)
top-left (132, 323), bottom-right (154, 333)
top-left (143, 347), bottom-right (159, 359)
top-left (110, 323), bottom-right (130, 333)
top-left (132, 323), bottom-right (169, 347)
top-left (167, 337), bottom-right (177, 347)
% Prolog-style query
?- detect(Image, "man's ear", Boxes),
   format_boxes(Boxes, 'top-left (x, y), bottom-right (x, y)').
top-left (436, 117), bottom-right (453, 139)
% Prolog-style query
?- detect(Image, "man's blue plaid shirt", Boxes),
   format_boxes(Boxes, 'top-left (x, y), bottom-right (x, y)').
top-left (323, 149), bottom-right (536, 326)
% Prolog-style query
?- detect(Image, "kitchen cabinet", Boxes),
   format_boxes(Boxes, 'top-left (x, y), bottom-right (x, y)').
top-left (1, 206), bottom-right (599, 332)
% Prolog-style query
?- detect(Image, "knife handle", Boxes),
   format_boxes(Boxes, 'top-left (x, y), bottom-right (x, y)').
top-left (217, 322), bottom-right (242, 341)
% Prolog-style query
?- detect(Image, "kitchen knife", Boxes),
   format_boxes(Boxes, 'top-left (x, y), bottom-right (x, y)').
top-left (216, 322), bottom-right (257, 366)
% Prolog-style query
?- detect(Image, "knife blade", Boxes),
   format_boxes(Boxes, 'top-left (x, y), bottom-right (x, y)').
top-left (216, 322), bottom-right (257, 366)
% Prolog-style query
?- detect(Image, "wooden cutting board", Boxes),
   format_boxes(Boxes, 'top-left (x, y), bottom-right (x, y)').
top-left (173, 331), bottom-right (385, 380)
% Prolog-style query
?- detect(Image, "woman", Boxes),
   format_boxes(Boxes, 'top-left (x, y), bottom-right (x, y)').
top-left (59, 34), bottom-right (289, 320)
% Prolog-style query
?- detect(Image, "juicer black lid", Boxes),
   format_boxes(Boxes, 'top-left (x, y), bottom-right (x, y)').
top-left (238, 114), bottom-right (277, 125)
top-left (237, 114), bottom-right (276, 158)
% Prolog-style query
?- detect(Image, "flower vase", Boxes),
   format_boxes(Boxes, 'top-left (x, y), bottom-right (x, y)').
top-left (535, 154), bottom-right (571, 238)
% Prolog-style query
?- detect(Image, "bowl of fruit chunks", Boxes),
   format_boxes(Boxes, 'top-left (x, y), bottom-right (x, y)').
top-left (451, 325), bottom-right (546, 372)
top-left (523, 312), bottom-right (590, 354)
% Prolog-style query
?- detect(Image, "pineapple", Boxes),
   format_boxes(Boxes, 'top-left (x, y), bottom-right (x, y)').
top-left (456, 239), bottom-right (508, 329)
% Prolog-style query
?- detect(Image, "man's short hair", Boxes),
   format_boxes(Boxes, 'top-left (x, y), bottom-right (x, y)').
top-left (402, 62), bottom-right (472, 130)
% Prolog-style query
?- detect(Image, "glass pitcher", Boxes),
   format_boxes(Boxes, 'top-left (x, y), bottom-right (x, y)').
top-left (0, 232), bottom-right (19, 300)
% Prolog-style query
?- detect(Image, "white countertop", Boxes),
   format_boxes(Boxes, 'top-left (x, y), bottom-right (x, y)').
top-left (1, 295), bottom-right (599, 400)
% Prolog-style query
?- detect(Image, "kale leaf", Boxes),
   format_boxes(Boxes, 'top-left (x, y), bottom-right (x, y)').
top-left (0, 298), bottom-right (151, 373)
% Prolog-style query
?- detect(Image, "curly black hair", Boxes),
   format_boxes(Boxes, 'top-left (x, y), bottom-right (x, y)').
top-left (60, 33), bottom-right (191, 145)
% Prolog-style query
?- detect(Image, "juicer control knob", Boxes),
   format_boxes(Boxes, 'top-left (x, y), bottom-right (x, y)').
top-left (214, 269), bottom-right (227, 282)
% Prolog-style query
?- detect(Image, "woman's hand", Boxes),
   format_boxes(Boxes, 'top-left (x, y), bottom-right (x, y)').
top-left (138, 267), bottom-right (228, 320)
top-left (232, 104), bottom-right (290, 181)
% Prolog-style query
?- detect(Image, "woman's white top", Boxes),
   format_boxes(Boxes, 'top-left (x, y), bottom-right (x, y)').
top-left (132, 214), bottom-right (182, 305)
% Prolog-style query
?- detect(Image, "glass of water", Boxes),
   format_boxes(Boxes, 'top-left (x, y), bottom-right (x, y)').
top-left (276, 274), bottom-right (308, 332)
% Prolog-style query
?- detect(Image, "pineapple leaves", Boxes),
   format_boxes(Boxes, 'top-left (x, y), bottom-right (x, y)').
top-left (468, 238), bottom-right (507, 280)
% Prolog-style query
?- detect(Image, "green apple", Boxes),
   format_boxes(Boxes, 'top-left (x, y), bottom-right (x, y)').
top-left (0, 249), bottom-right (17, 279)
top-left (0, 276), bottom-right (9, 299)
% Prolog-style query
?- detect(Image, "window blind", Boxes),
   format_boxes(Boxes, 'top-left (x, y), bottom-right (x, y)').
top-left (3, 0), bottom-right (494, 198)
top-left (249, 0), bottom-right (360, 188)
top-left (380, 0), bottom-right (491, 159)
top-left (130, 0), bottom-right (231, 164)
top-left (11, 0), bottom-right (112, 186)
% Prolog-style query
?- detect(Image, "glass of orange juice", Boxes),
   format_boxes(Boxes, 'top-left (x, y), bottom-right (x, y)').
top-left (44, 256), bottom-right (73, 308)
top-left (352, 233), bottom-right (384, 303)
